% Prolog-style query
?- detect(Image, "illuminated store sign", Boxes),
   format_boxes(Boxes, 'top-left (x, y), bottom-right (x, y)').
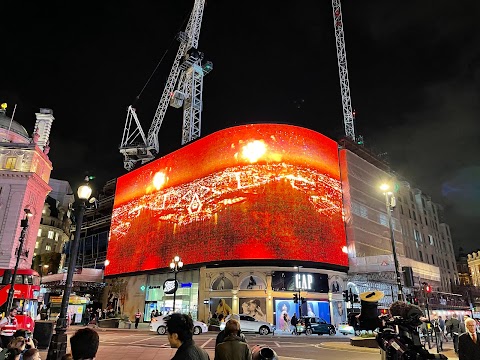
top-left (105, 124), bottom-right (348, 276)
top-left (163, 279), bottom-right (178, 294)
top-left (272, 272), bottom-right (329, 293)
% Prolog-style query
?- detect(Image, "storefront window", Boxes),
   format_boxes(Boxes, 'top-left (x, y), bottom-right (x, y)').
top-left (144, 269), bottom-right (200, 321)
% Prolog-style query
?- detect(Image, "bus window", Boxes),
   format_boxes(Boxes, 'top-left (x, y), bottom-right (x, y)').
top-left (33, 276), bottom-right (40, 286)
top-left (14, 275), bottom-right (23, 284)
top-left (26, 275), bottom-right (33, 285)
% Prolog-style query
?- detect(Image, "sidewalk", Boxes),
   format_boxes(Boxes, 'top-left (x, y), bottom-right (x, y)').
top-left (321, 338), bottom-right (458, 359)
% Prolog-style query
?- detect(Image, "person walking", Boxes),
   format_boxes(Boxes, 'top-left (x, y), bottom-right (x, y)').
top-left (290, 314), bottom-right (298, 335)
top-left (0, 308), bottom-right (18, 348)
top-left (458, 318), bottom-right (480, 360)
top-left (449, 313), bottom-right (461, 354)
top-left (438, 315), bottom-right (448, 342)
top-left (214, 319), bottom-right (252, 360)
top-left (166, 313), bottom-right (210, 360)
top-left (134, 309), bottom-right (142, 329)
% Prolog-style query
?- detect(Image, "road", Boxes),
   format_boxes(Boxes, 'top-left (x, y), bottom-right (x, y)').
top-left (50, 328), bottom-right (382, 360)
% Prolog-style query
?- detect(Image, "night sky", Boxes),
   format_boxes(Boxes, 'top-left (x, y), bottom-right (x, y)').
top-left (1, 1), bottom-right (479, 254)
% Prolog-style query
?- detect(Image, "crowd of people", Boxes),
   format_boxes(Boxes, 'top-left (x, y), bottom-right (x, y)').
top-left (421, 312), bottom-right (480, 357)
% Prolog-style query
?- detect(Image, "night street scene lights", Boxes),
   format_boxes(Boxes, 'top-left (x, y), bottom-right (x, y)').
top-left (5, 208), bottom-right (33, 312)
top-left (380, 182), bottom-right (403, 301)
top-left (170, 256), bottom-right (183, 313)
top-left (47, 177), bottom-right (94, 360)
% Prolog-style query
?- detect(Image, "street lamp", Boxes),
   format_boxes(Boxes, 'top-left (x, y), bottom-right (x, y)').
top-left (6, 208), bottom-right (32, 311)
top-left (380, 183), bottom-right (403, 301)
top-left (169, 255), bottom-right (183, 313)
top-left (47, 177), bottom-right (93, 360)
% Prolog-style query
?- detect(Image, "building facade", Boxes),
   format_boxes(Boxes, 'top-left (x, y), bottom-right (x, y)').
top-left (0, 105), bottom-right (53, 269)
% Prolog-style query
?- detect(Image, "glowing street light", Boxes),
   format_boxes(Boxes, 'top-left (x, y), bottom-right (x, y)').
top-left (170, 256), bottom-right (183, 313)
top-left (380, 183), bottom-right (403, 301)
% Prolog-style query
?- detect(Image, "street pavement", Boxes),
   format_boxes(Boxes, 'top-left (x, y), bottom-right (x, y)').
top-left (38, 324), bottom-right (459, 360)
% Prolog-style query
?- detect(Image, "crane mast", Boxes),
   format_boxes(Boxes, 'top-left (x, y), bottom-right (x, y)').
top-left (120, 0), bottom-right (211, 171)
top-left (332, 0), bottom-right (356, 142)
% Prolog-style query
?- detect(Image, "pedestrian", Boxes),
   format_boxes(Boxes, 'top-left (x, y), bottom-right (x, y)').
top-left (135, 309), bottom-right (142, 329)
top-left (70, 328), bottom-right (99, 360)
top-left (155, 310), bottom-right (160, 317)
top-left (458, 318), bottom-right (480, 360)
top-left (151, 309), bottom-right (156, 320)
top-left (215, 314), bottom-right (246, 346)
top-left (166, 313), bottom-right (210, 360)
top-left (460, 315), bottom-right (470, 334)
top-left (290, 314), bottom-right (298, 335)
top-left (432, 318), bottom-right (443, 351)
top-left (214, 319), bottom-right (252, 360)
top-left (449, 313), bottom-right (461, 354)
top-left (438, 316), bottom-right (448, 342)
top-left (0, 308), bottom-right (18, 348)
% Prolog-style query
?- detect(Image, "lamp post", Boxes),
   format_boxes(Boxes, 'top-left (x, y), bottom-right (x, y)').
top-left (47, 178), bottom-right (92, 360)
top-left (6, 208), bottom-right (32, 312)
top-left (380, 183), bottom-right (403, 301)
top-left (169, 256), bottom-right (183, 313)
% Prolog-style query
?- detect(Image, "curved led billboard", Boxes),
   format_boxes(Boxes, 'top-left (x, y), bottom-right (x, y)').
top-left (105, 124), bottom-right (347, 275)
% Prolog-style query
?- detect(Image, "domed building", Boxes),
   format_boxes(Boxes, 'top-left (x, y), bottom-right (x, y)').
top-left (0, 104), bottom-right (54, 269)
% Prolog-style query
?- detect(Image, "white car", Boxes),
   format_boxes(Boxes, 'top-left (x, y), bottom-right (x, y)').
top-left (150, 315), bottom-right (208, 335)
top-left (220, 315), bottom-right (274, 335)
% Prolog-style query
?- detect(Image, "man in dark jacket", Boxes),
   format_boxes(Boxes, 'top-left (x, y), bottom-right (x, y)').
top-left (458, 318), bottom-right (480, 360)
top-left (215, 319), bottom-right (252, 360)
top-left (449, 313), bottom-right (461, 354)
top-left (166, 313), bottom-right (210, 360)
top-left (290, 314), bottom-right (298, 335)
top-left (216, 314), bottom-right (247, 346)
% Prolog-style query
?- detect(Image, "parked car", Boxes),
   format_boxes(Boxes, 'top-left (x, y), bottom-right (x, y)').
top-left (150, 315), bottom-right (208, 335)
top-left (220, 315), bottom-right (275, 335)
top-left (297, 317), bottom-right (336, 335)
top-left (338, 323), bottom-right (355, 335)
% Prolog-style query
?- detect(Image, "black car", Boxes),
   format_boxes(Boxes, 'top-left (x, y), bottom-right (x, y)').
top-left (298, 317), bottom-right (336, 335)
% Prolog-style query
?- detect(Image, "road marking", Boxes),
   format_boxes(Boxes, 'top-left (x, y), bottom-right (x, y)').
top-left (316, 343), bottom-right (380, 354)
top-left (201, 338), bottom-right (213, 348)
top-left (128, 336), bottom-right (158, 344)
top-left (274, 341), bottom-right (281, 347)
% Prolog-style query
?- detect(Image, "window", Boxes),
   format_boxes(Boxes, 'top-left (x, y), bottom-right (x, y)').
top-left (414, 229), bottom-right (422, 242)
top-left (48, 231), bottom-right (54, 239)
top-left (55, 233), bottom-right (59, 241)
top-left (379, 213), bottom-right (388, 226)
top-left (409, 192), bottom-right (414, 201)
top-left (35, 242), bottom-right (39, 249)
top-left (428, 235), bottom-right (434, 245)
top-left (5, 157), bottom-right (17, 170)
top-left (37, 229), bottom-right (42, 237)
top-left (419, 251), bottom-right (423, 262)
top-left (412, 211), bottom-right (417, 221)
top-left (400, 205), bottom-right (404, 215)
top-left (431, 254), bottom-right (435, 264)
top-left (45, 245), bottom-right (52, 251)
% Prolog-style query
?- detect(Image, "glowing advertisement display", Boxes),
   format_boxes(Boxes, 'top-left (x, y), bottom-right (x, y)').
top-left (105, 124), bottom-right (347, 275)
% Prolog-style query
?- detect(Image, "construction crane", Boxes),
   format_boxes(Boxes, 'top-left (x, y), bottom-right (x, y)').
top-left (119, 0), bottom-right (212, 171)
top-left (332, 0), bottom-right (356, 142)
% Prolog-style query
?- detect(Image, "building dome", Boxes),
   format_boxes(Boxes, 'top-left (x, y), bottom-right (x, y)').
top-left (0, 109), bottom-right (30, 139)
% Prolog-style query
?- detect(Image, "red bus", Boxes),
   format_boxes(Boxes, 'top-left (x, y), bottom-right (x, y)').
top-left (0, 269), bottom-right (40, 331)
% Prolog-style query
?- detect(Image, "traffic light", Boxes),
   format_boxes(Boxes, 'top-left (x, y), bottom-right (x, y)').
top-left (414, 297), bottom-right (419, 305)
top-left (348, 288), bottom-right (354, 303)
top-left (352, 294), bottom-right (359, 303)
top-left (343, 290), bottom-right (349, 301)
top-left (425, 284), bottom-right (431, 293)
top-left (406, 294), bottom-right (412, 304)
top-left (301, 297), bottom-right (306, 304)
top-left (293, 294), bottom-right (298, 304)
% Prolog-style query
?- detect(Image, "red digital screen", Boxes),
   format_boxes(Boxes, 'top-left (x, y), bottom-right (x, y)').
top-left (105, 124), bottom-right (348, 275)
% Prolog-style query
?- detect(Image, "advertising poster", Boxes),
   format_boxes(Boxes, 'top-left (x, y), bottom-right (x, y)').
top-left (210, 298), bottom-right (233, 319)
top-left (274, 299), bottom-right (331, 333)
top-left (106, 124), bottom-right (348, 276)
top-left (332, 300), bottom-right (346, 326)
top-left (239, 297), bottom-right (267, 321)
